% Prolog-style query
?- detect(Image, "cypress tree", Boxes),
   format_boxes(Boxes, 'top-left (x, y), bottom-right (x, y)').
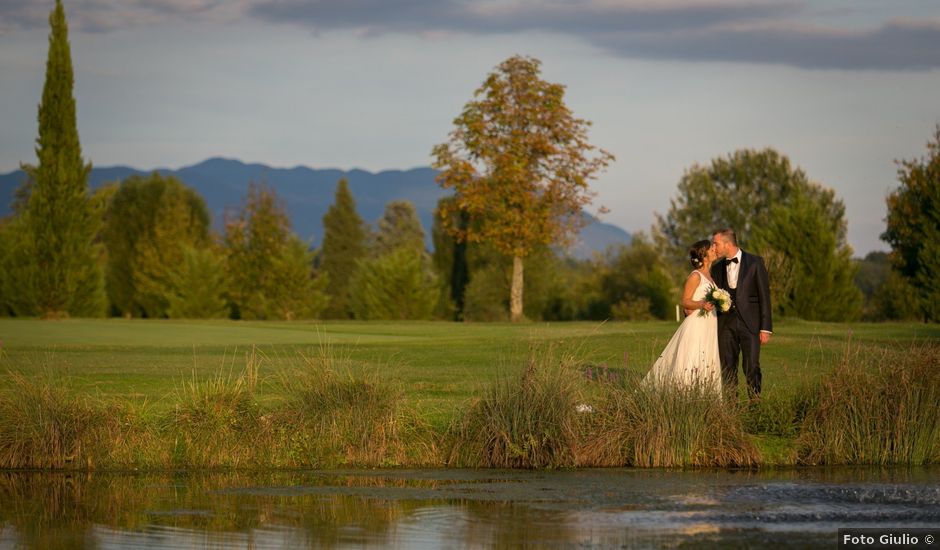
top-left (12, 0), bottom-right (103, 317)
top-left (320, 179), bottom-right (367, 318)
top-left (431, 197), bottom-right (469, 319)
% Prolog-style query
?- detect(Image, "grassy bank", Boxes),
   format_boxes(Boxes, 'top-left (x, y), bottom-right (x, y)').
top-left (0, 318), bottom-right (937, 469)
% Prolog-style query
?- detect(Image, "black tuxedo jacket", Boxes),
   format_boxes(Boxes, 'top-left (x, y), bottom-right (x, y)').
top-left (710, 251), bottom-right (773, 335)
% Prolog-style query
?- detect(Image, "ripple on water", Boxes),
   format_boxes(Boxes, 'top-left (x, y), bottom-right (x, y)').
top-left (731, 482), bottom-right (940, 506)
top-left (1, 468), bottom-right (938, 549)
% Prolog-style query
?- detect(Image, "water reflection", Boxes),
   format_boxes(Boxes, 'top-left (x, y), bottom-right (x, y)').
top-left (0, 468), bottom-right (937, 549)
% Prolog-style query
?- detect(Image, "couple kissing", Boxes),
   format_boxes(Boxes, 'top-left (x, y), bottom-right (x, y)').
top-left (643, 227), bottom-right (772, 400)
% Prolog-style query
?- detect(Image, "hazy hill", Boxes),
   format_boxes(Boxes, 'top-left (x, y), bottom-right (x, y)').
top-left (0, 157), bottom-right (631, 258)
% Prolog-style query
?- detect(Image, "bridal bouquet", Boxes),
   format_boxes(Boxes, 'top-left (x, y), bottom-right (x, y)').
top-left (700, 286), bottom-right (732, 317)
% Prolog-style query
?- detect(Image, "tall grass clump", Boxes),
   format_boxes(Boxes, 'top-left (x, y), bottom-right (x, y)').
top-left (797, 342), bottom-right (940, 465)
top-left (0, 371), bottom-right (106, 468)
top-left (581, 371), bottom-right (761, 468)
top-left (446, 348), bottom-right (584, 468)
top-left (276, 345), bottom-right (424, 467)
top-left (166, 348), bottom-right (262, 468)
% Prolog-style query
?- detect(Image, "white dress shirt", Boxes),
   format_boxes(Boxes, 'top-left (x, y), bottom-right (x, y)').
top-left (727, 249), bottom-right (743, 289)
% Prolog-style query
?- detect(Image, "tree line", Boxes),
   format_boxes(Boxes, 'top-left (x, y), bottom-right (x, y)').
top-left (0, 157), bottom-right (929, 323)
top-left (0, 1), bottom-right (935, 323)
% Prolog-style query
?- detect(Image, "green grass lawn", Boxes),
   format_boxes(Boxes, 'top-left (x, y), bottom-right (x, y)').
top-left (1, 318), bottom-right (937, 429)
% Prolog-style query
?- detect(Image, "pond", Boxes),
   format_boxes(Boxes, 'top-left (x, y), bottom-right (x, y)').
top-left (1, 467), bottom-right (938, 548)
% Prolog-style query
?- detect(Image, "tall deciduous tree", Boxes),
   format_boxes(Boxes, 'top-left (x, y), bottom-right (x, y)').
top-left (752, 192), bottom-right (861, 321)
top-left (224, 183), bottom-right (328, 320)
top-left (882, 124), bottom-right (940, 322)
top-left (5, 0), bottom-right (104, 317)
top-left (320, 179), bottom-right (368, 318)
top-left (101, 173), bottom-right (210, 317)
top-left (432, 55), bottom-right (613, 322)
top-left (656, 149), bottom-right (846, 256)
top-left (656, 148), bottom-right (860, 321)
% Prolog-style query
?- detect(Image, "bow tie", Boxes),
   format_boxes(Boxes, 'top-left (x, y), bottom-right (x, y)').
top-left (727, 257), bottom-right (739, 264)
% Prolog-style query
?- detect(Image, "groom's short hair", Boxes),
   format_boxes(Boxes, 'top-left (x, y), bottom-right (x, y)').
top-left (713, 227), bottom-right (737, 245)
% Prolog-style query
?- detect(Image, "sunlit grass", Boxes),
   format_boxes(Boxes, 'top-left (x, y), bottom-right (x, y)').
top-left (0, 318), bottom-right (937, 469)
top-left (796, 341), bottom-right (940, 465)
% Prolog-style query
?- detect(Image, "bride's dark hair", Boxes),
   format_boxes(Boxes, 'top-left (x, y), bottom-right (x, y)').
top-left (689, 239), bottom-right (711, 269)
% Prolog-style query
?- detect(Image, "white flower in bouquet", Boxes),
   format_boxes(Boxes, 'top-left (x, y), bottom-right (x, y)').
top-left (700, 285), bottom-right (732, 316)
top-left (712, 288), bottom-right (732, 312)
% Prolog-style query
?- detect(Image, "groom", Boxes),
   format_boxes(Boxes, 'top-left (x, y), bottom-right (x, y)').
top-left (710, 228), bottom-right (772, 398)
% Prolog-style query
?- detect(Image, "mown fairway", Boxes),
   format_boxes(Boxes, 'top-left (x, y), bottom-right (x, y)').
top-left (1, 318), bottom-right (937, 428)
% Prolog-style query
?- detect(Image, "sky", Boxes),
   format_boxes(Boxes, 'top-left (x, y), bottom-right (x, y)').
top-left (1, 0), bottom-right (939, 255)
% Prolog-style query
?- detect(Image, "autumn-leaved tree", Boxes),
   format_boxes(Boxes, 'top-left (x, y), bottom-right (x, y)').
top-left (432, 55), bottom-right (613, 322)
top-left (882, 124), bottom-right (940, 322)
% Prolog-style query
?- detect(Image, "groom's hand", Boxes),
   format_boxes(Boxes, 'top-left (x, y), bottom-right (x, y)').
top-left (760, 332), bottom-right (771, 345)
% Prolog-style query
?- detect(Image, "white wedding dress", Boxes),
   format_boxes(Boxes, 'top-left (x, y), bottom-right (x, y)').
top-left (643, 270), bottom-right (721, 393)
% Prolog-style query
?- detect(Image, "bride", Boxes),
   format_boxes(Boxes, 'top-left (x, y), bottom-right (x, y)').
top-left (643, 239), bottom-right (722, 393)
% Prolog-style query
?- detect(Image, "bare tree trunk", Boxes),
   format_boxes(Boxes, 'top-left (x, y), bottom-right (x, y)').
top-left (510, 255), bottom-right (524, 322)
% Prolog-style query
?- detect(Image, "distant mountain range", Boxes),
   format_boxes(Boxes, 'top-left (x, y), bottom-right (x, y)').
top-left (0, 158), bottom-right (631, 259)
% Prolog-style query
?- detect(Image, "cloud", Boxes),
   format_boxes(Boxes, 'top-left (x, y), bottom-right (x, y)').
top-left (592, 18), bottom-right (940, 71)
top-left (3, 0), bottom-right (938, 70)
top-left (247, 0), bottom-right (940, 70)
top-left (0, 0), bottom-right (244, 33)
top-left (249, 0), bottom-right (790, 35)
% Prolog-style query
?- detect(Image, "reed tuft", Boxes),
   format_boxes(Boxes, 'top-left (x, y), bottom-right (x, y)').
top-left (0, 371), bottom-right (105, 468)
top-left (581, 371), bottom-right (761, 468)
top-left (446, 347), bottom-right (583, 468)
top-left (796, 342), bottom-right (940, 465)
top-left (274, 343), bottom-right (427, 467)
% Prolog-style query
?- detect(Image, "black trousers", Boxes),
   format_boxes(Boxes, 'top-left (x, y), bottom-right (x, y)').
top-left (718, 312), bottom-right (762, 396)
